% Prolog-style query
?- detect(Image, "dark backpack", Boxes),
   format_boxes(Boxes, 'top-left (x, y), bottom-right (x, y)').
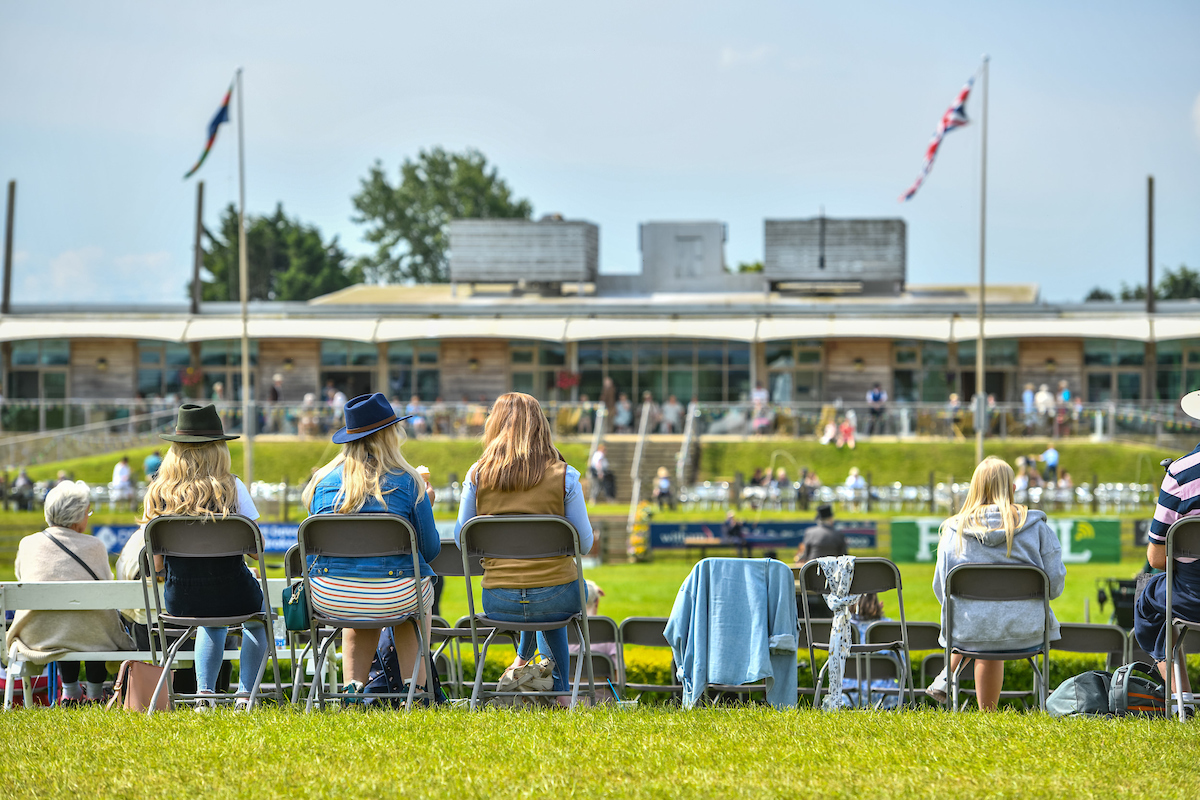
top-left (1047, 662), bottom-right (1165, 718)
top-left (362, 624), bottom-right (447, 707)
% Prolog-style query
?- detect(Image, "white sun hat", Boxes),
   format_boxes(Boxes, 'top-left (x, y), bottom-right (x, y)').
top-left (1182, 391), bottom-right (1200, 421)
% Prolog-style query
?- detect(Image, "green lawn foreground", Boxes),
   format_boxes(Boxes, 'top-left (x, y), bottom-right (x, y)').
top-left (1, 706), bottom-right (1198, 799)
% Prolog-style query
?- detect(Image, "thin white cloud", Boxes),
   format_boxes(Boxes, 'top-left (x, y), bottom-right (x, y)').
top-left (719, 44), bottom-right (773, 70)
top-left (16, 247), bottom-right (181, 304)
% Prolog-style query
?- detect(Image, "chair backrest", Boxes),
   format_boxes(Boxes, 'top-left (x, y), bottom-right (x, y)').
top-left (144, 515), bottom-right (261, 558)
top-left (866, 620), bottom-right (941, 651)
top-left (297, 513), bottom-right (417, 558)
top-left (429, 541), bottom-right (484, 577)
top-left (1052, 623), bottom-right (1126, 658)
top-left (945, 563), bottom-right (1048, 602)
top-left (799, 557), bottom-right (902, 596)
top-left (1166, 516), bottom-right (1200, 560)
top-left (619, 617), bottom-right (669, 648)
top-left (568, 616), bottom-right (618, 646)
top-left (284, 544), bottom-right (303, 580)
top-left (458, 515), bottom-right (580, 560)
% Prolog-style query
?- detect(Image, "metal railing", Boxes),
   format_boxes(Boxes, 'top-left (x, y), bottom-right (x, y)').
top-left (626, 402), bottom-right (653, 533)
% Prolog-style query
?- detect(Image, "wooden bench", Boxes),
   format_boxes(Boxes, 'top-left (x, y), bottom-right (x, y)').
top-left (1, 579), bottom-right (289, 709)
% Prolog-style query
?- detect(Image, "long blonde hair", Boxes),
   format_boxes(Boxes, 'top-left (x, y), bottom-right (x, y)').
top-left (303, 423), bottom-right (425, 514)
top-left (140, 441), bottom-right (238, 522)
top-left (941, 456), bottom-right (1029, 557)
top-left (473, 392), bottom-right (562, 493)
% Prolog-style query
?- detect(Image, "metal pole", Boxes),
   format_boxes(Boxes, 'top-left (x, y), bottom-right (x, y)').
top-left (191, 180), bottom-right (204, 316)
top-left (974, 56), bottom-right (989, 466)
top-left (236, 68), bottom-right (254, 484)
top-left (2, 180), bottom-right (14, 314)
top-left (1147, 175), bottom-right (1155, 315)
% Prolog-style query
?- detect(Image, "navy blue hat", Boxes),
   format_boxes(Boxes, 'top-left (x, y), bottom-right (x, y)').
top-left (331, 392), bottom-right (412, 444)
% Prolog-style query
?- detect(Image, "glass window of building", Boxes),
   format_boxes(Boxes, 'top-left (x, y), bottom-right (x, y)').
top-left (318, 341), bottom-right (378, 400)
top-left (892, 340), bottom-right (953, 402)
top-left (955, 338), bottom-right (1018, 400)
top-left (388, 341), bottom-right (439, 401)
top-left (137, 341), bottom-right (192, 398)
top-left (1157, 339), bottom-right (1200, 400)
top-left (200, 340), bottom-right (258, 402)
top-left (765, 340), bottom-right (824, 402)
top-left (509, 341), bottom-right (566, 400)
top-left (1084, 339), bottom-right (1145, 402)
top-left (575, 339), bottom-right (751, 403)
top-left (4, 339), bottom-right (71, 431)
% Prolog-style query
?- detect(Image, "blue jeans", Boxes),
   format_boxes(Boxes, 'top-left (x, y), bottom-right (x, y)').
top-left (482, 579), bottom-right (586, 693)
top-left (195, 622), bottom-right (266, 695)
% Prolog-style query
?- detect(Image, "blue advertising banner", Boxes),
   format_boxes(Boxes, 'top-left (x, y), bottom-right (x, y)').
top-left (93, 520), bottom-right (460, 556)
top-left (648, 521), bottom-right (877, 552)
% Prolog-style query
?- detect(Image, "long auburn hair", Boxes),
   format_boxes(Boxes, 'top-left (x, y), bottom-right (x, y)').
top-left (302, 423), bottom-right (426, 514)
top-left (940, 456), bottom-right (1029, 557)
top-left (473, 392), bottom-right (562, 492)
top-left (140, 441), bottom-right (238, 522)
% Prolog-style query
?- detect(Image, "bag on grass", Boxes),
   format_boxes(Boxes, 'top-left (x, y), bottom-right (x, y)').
top-left (106, 660), bottom-right (169, 713)
top-left (1110, 662), bottom-right (1166, 717)
top-left (489, 659), bottom-right (556, 708)
top-left (1047, 670), bottom-right (1112, 717)
top-left (362, 624), bottom-right (446, 707)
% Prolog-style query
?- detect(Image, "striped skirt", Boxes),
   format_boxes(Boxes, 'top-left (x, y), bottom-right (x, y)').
top-left (308, 575), bottom-right (434, 622)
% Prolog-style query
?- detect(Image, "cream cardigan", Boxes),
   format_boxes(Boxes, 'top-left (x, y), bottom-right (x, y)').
top-left (6, 526), bottom-right (135, 663)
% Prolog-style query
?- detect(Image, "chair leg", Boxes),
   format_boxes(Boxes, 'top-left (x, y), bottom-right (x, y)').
top-left (291, 639), bottom-right (314, 706)
top-left (404, 619), bottom-right (422, 712)
top-left (469, 629), bottom-right (499, 710)
top-left (3, 651), bottom-right (14, 710)
top-left (306, 634), bottom-right (339, 713)
top-left (149, 627), bottom-right (194, 715)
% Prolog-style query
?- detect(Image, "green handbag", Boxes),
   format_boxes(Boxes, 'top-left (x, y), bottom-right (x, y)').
top-left (282, 581), bottom-right (310, 632)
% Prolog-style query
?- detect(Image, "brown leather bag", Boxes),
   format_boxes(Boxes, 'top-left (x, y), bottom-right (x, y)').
top-left (106, 660), bottom-right (170, 713)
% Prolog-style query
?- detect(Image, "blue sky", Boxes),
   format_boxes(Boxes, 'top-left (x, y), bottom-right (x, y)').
top-left (0, 1), bottom-right (1197, 304)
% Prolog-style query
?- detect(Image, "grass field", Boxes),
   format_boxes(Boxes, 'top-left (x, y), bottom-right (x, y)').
top-left (2, 706), bottom-right (1199, 799)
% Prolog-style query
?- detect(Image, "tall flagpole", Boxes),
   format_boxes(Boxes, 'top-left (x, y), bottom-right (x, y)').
top-left (974, 55), bottom-right (989, 466)
top-left (236, 67), bottom-right (254, 485)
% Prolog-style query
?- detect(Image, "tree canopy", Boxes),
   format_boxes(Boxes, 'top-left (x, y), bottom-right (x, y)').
top-left (197, 204), bottom-right (361, 302)
top-left (351, 147), bottom-right (533, 283)
top-left (1083, 264), bottom-right (1199, 302)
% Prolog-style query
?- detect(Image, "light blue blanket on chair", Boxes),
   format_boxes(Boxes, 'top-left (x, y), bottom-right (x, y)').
top-left (665, 557), bottom-right (798, 709)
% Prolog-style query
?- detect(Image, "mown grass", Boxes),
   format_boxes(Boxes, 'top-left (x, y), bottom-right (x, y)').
top-left (1, 706), bottom-right (1198, 799)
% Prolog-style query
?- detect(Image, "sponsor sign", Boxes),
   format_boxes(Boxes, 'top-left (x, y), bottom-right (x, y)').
top-left (649, 521), bottom-right (877, 552)
top-left (891, 517), bottom-right (1121, 563)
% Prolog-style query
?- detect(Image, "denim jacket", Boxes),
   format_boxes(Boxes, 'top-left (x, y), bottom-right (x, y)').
top-left (306, 465), bottom-right (440, 580)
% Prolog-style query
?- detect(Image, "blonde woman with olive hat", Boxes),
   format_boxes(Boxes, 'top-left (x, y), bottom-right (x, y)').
top-left (301, 392), bottom-right (440, 697)
top-left (141, 403), bottom-right (265, 710)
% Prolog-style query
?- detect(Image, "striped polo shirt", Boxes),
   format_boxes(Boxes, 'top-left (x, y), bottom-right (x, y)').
top-left (1150, 442), bottom-right (1200, 558)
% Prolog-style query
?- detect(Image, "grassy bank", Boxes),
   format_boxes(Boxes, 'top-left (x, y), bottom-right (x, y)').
top-left (2, 707), bottom-right (1198, 799)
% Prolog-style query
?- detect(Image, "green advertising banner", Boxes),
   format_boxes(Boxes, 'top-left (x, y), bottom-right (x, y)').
top-left (891, 518), bottom-right (1121, 563)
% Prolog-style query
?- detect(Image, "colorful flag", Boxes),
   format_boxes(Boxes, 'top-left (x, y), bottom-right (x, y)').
top-left (183, 81), bottom-right (234, 179)
top-left (899, 77), bottom-right (973, 201)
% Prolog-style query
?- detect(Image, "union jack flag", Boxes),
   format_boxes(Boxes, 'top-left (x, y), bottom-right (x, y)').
top-left (900, 76), bottom-right (973, 201)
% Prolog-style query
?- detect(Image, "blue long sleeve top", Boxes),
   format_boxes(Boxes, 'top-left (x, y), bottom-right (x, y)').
top-left (307, 465), bottom-right (440, 579)
top-left (452, 464), bottom-right (594, 554)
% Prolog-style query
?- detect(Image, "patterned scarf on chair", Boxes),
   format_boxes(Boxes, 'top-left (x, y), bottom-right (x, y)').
top-left (816, 555), bottom-right (858, 711)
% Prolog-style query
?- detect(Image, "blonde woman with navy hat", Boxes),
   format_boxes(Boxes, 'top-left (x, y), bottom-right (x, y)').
top-left (301, 392), bottom-right (441, 697)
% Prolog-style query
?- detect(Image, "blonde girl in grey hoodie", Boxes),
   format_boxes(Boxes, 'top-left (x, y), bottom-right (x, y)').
top-left (927, 456), bottom-right (1066, 710)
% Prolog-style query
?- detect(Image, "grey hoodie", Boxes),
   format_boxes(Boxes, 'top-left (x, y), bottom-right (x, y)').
top-left (932, 507), bottom-right (1066, 651)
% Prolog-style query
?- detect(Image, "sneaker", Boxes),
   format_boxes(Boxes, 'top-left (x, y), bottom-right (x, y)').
top-left (342, 680), bottom-right (365, 705)
top-left (194, 694), bottom-right (217, 713)
top-left (57, 696), bottom-right (89, 708)
top-left (926, 669), bottom-right (948, 704)
top-left (233, 698), bottom-right (251, 713)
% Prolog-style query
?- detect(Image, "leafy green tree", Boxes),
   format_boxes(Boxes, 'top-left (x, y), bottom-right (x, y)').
top-left (351, 147), bottom-right (533, 283)
top-left (1084, 287), bottom-right (1115, 302)
top-left (735, 261), bottom-right (764, 273)
top-left (197, 204), bottom-right (361, 301)
top-left (1157, 264), bottom-right (1200, 300)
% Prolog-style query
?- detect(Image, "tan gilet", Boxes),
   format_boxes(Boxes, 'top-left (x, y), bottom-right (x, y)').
top-left (475, 460), bottom-right (575, 589)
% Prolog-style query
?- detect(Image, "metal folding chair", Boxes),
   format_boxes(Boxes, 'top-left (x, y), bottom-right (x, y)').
top-left (618, 617), bottom-right (683, 699)
top-left (1164, 516), bottom-right (1200, 720)
top-left (298, 513), bottom-right (432, 711)
top-left (460, 514), bottom-right (596, 709)
top-left (798, 557), bottom-right (913, 708)
top-left (865, 620), bottom-right (942, 706)
top-left (142, 515), bottom-right (282, 714)
top-left (1053, 623), bottom-right (1128, 672)
top-left (568, 616), bottom-right (623, 696)
top-left (943, 563), bottom-right (1052, 712)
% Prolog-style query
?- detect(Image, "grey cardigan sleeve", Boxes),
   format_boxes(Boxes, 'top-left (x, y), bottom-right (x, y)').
top-left (1038, 520), bottom-right (1067, 600)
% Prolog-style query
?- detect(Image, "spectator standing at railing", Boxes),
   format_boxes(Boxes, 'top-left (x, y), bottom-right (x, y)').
top-left (660, 394), bottom-right (683, 434)
top-left (143, 451), bottom-right (163, 482)
top-left (1022, 383), bottom-right (1036, 431)
top-left (614, 393), bottom-right (633, 433)
top-left (577, 394), bottom-right (594, 434)
top-left (111, 456), bottom-right (135, 511)
top-left (600, 377), bottom-right (617, 433)
top-left (406, 395), bottom-right (427, 437)
top-left (866, 383), bottom-right (888, 435)
top-left (11, 469), bottom-right (33, 511)
top-left (1035, 384), bottom-right (1055, 421)
top-left (1038, 444), bottom-right (1060, 483)
top-left (588, 443), bottom-right (615, 503)
top-left (639, 391), bottom-right (661, 433)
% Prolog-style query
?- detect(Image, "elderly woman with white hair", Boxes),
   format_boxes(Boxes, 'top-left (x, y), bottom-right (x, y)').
top-left (6, 480), bottom-right (133, 705)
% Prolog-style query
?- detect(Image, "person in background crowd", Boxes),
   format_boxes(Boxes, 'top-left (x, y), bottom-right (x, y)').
top-left (142, 404), bottom-right (268, 711)
top-left (600, 377), bottom-right (617, 432)
top-left (588, 443), bottom-right (615, 503)
top-left (1057, 380), bottom-right (1070, 406)
top-left (660, 394), bottom-right (684, 434)
top-left (48, 470), bottom-right (71, 491)
top-left (722, 510), bottom-right (746, 558)
top-left (406, 395), bottom-right (427, 437)
top-left (7, 480), bottom-right (133, 705)
top-left (143, 450), bottom-right (163, 482)
top-left (1058, 471), bottom-right (1073, 490)
top-left (836, 413), bottom-right (857, 449)
top-left (453, 392), bottom-right (594, 697)
top-left (749, 467), bottom-right (768, 487)
top-left (844, 467), bottom-right (866, 491)
top-left (322, 379), bottom-right (336, 405)
top-left (1013, 457), bottom-right (1030, 494)
top-left (303, 393), bottom-right (438, 698)
top-left (269, 373), bottom-right (284, 403)
top-left (1022, 383), bottom-right (1036, 431)
top-left (1038, 443), bottom-right (1060, 483)
top-left (751, 381), bottom-right (769, 406)
top-left (111, 456), bottom-right (135, 511)
top-left (1133, 390), bottom-right (1200, 697)
top-left (331, 388), bottom-right (348, 422)
top-left (927, 456), bottom-right (1065, 711)
top-left (577, 394), bottom-right (594, 434)
top-left (1035, 384), bottom-right (1055, 420)
top-left (866, 383), bottom-right (888, 435)
top-left (211, 382), bottom-right (225, 403)
top-left (794, 504), bottom-right (845, 619)
top-left (614, 393), bottom-right (634, 433)
top-left (652, 466), bottom-right (675, 511)
top-left (638, 390), bottom-right (661, 433)
top-left (771, 468), bottom-right (790, 492)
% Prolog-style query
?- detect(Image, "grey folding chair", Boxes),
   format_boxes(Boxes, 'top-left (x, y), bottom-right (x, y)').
top-left (459, 515), bottom-right (596, 709)
top-left (618, 617), bottom-right (683, 699)
top-left (298, 513), bottom-right (432, 711)
top-left (1164, 516), bottom-right (1200, 720)
top-left (943, 563), bottom-right (1052, 712)
top-left (865, 620), bottom-right (942, 706)
top-left (798, 557), bottom-right (913, 708)
top-left (1053, 623), bottom-right (1128, 672)
top-left (283, 544), bottom-right (342, 705)
top-left (142, 515), bottom-right (283, 714)
top-left (797, 618), bottom-right (833, 703)
top-left (568, 616), bottom-right (623, 696)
